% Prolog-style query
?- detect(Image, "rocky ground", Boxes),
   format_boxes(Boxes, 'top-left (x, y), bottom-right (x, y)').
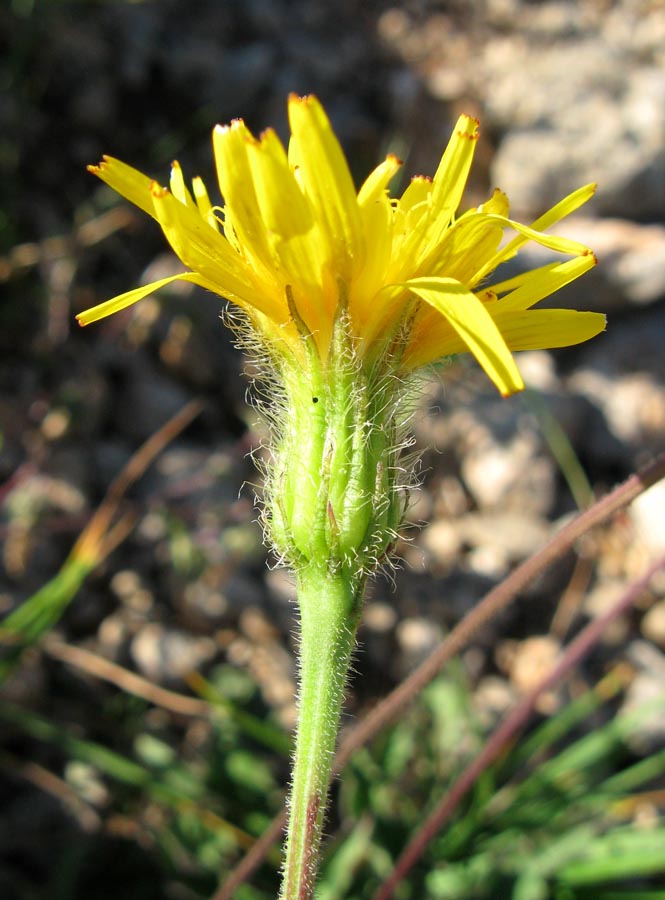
top-left (1, 0), bottom-right (664, 897)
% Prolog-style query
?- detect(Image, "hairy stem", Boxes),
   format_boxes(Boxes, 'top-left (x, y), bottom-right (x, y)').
top-left (213, 453), bottom-right (665, 900)
top-left (280, 563), bottom-right (361, 900)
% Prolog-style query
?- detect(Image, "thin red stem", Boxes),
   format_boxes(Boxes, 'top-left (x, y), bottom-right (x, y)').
top-left (372, 553), bottom-right (665, 900)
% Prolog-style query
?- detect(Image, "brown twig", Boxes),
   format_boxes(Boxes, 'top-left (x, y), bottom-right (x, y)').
top-left (372, 552), bottom-right (665, 900)
top-left (0, 750), bottom-right (102, 832)
top-left (0, 208), bottom-right (135, 282)
top-left (43, 638), bottom-right (212, 717)
top-left (73, 398), bottom-right (205, 564)
top-left (211, 814), bottom-right (287, 900)
top-left (211, 451), bottom-right (665, 899)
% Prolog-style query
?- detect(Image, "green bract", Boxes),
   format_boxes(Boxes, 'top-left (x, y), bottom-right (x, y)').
top-left (269, 296), bottom-right (408, 584)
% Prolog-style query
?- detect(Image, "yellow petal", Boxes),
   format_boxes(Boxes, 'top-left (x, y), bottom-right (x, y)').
top-left (169, 160), bottom-right (196, 208)
top-left (191, 176), bottom-right (219, 230)
top-left (389, 177), bottom-right (433, 275)
top-left (428, 115), bottom-right (479, 236)
top-left (492, 309), bottom-right (607, 351)
top-left (430, 212), bottom-right (506, 285)
top-left (487, 215), bottom-right (591, 257)
top-left (212, 120), bottom-right (273, 266)
top-left (287, 94), bottom-right (363, 274)
top-left (357, 154), bottom-right (402, 206)
top-left (475, 183), bottom-right (597, 279)
top-left (246, 128), bottom-right (313, 239)
top-left (76, 273), bottom-right (205, 326)
top-left (492, 253), bottom-right (597, 313)
top-left (88, 156), bottom-right (158, 219)
top-left (399, 175), bottom-right (433, 213)
top-left (149, 184), bottom-right (273, 315)
top-left (529, 182), bottom-right (597, 232)
top-left (404, 276), bottom-right (524, 396)
top-left (488, 262), bottom-right (558, 297)
top-left (395, 116), bottom-right (480, 274)
top-left (478, 188), bottom-right (510, 218)
top-left (350, 198), bottom-right (395, 340)
top-left (246, 127), bottom-right (333, 334)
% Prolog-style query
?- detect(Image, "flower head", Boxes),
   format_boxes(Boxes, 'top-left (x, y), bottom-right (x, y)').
top-left (78, 94), bottom-right (604, 396)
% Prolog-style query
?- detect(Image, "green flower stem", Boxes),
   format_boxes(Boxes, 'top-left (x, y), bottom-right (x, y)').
top-left (280, 562), bottom-right (363, 900)
top-left (272, 301), bottom-right (406, 897)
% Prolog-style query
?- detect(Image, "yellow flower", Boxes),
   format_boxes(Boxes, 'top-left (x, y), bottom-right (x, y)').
top-left (78, 94), bottom-right (605, 396)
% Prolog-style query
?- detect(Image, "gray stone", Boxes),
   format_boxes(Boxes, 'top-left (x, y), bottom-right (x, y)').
top-left (130, 624), bottom-right (217, 684)
top-left (622, 641), bottom-right (665, 752)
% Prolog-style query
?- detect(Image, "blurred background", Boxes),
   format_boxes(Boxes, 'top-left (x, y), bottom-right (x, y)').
top-left (1, 1), bottom-right (664, 898)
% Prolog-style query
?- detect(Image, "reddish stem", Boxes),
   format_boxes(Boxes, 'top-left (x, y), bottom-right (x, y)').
top-left (372, 553), bottom-right (665, 900)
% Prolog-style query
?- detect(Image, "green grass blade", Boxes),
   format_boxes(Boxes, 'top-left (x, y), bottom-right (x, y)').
top-left (559, 828), bottom-right (665, 885)
top-left (0, 555), bottom-right (94, 682)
